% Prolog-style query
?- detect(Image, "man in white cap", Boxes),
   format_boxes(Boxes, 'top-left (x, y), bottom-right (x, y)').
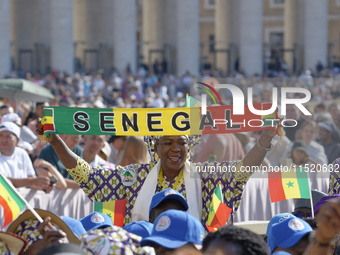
top-left (1, 112), bottom-right (37, 153)
top-left (0, 122), bottom-right (51, 191)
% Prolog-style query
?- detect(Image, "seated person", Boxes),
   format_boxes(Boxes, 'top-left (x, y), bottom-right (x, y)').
top-left (267, 217), bottom-right (312, 254)
top-left (282, 120), bottom-right (328, 166)
top-left (265, 213), bottom-right (296, 242)
top-left (118, 136), bottom-right (149, 166)
top-left (0, 122), bottom-right (51, 192)
top-left (149, 188), bottom-right (188, 223)
top-left (141, 210), bottom-right (204, 254)
top-left (81, 135), bottom-right (110, 167)
top-left (281, 140), bottom-right (320, 167)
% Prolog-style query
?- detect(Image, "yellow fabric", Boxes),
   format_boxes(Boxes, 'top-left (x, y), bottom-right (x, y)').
top-left (68, 157), bottom-right (92, 183)
top-left (0, 182), bottom-right (21, 222)
top-left (158, 168), bottom-right (183, 191)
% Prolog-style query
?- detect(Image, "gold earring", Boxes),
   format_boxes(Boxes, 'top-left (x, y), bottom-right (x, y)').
top-left (154, 153), bottom-right (159, 162)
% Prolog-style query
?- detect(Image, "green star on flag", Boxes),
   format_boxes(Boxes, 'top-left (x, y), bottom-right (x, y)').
top-left (287, 181), bottom-right (294, 188)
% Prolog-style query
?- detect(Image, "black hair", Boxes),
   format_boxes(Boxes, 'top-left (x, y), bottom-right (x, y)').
top-left (23, 111), bottom-right (38, 126)
top-left (202, 225), bottom-right (268, 255)
top-left (149, 200), bottom-right (187, 223)
top-left (107, 135), bottom-right (126, 144)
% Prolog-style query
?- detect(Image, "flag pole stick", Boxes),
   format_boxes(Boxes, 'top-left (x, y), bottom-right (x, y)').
top-left (307, 171), bottom-right (314, 218)
top-left (1, 173), bottom-right (44, 223)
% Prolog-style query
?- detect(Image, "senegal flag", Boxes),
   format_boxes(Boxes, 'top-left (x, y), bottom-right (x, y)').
top-left (41, 108), bottom-right (55, 132)
top-left (0, 173), bottom-right (26, 227)
top-left (268, 168), bottom-right (310, 202)
top-left (94, 199), bottom-right (127, 227)
top-left (206, 185), bottom-right (232, 229)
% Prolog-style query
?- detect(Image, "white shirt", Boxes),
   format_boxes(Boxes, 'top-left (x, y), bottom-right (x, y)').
top-left (0, 147), bottom-right (35, 178)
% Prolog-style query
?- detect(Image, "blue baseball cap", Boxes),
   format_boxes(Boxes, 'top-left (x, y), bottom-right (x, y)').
top-left (149, 188), bottom-right (189, 216)
top-left (60, 216), bottom-right (87, 237)
top-left (141, 209), bottom-right (205, 249)
top-left (267, 217), bottom-right (312, 254)
top-left (79, 212), bottom-right (113, 231)
top-left (266, 213), bottom-right (295, 236)
top-left (123, 221), bottom-right (153, 238)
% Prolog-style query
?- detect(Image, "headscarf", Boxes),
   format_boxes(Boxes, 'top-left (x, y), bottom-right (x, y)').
top-left (313, 194), bottom-right (340, 215)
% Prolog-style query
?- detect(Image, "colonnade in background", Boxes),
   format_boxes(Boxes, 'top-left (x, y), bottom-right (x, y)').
top-left (0, 0), bottom-right (329, 78)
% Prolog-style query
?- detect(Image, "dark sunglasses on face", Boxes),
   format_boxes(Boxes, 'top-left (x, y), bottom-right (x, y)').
top-left (292, 211), bottom-right (312, 218)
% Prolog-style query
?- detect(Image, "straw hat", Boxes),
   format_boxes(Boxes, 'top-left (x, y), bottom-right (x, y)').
top-left (0, 231), bottom-right (27, 255)
top-left (7, 209), bottom-right (80, 247)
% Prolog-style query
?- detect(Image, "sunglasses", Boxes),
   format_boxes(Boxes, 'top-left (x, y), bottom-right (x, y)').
top-left (292, 212), bottom-right (312, 218)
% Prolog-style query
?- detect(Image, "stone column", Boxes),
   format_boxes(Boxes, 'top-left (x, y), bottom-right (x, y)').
top-left (113, 0), bottom-right (137, 74)
top-left (303, 0), bottom-right (328, 70)
top-left (50, 0), bottom-right (74, 74)
top-left (215, 0), bottom-right (232, 75)
top-left (0, 0), bottom-right (10, 77)
top-left (11, 0), bottom-right (35, 73)
top-left (35, 0), bottom-right (51, 74)
top-left (142, 0), bottom-right (163, 70)
top-left (175, 0), bottom-right (199, 76)
top-left (284, 0), bottom-right (298, 73)
top-left (238, 0), bottom-right (263, 76)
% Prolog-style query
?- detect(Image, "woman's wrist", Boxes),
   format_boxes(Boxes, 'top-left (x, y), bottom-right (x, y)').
top-left (256, 138), bottom-right (273, 151)
top-left (257, 133), bottom-right (273, 151)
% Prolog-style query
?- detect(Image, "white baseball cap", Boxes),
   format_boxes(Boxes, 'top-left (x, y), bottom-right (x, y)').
top-left (0, 122), bottom-right (21, 139)
top-left (1, 113), bottom-right (22, 126)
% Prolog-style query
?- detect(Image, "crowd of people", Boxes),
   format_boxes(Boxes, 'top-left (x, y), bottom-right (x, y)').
top-left (1, 67), bottom-right (340, 254)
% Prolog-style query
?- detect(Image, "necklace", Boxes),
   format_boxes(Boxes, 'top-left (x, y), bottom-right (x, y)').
top-left (158, 167), bottom-right (183, 191)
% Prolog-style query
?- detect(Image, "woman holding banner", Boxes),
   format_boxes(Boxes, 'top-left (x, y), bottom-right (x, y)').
top-left (36, 124), bottom-right (280, 227)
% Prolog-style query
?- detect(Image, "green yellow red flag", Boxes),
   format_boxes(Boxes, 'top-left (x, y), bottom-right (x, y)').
top-left (206, 185), bottom-right (232, 229)
top-left (94, 199), bottom-right (127, 227)
top-left (0, 173), bottom-right (26, 227)
top-left (268, 168), bottom-right (310, 203)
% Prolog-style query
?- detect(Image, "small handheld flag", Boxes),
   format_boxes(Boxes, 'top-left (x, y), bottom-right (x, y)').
top-left (94, 199), bottom-right (127, 227)
top-left (0, 173), bottom-right (43, 228)
top-left (206, 185), bottom-right (232, 229)
top-left (268, 168), bottom-right (310, 203)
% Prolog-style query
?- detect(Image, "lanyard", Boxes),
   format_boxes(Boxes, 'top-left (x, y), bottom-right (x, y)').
top-left (158, 168), bottom-right (183, 191)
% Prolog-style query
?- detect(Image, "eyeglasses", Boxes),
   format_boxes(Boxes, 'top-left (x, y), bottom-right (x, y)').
top-left (292, 211), bottom-right (312, 218)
